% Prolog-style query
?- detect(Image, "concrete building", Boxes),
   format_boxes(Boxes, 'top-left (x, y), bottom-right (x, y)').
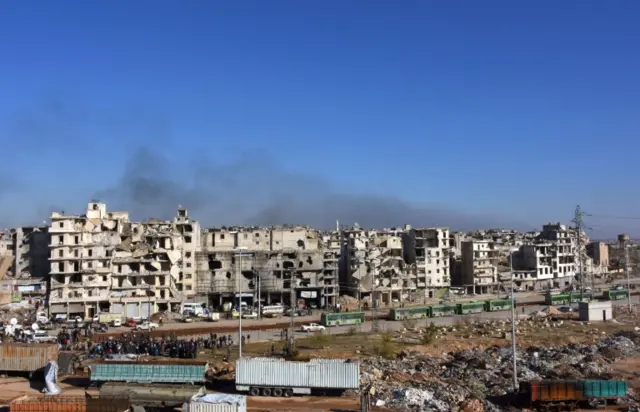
top-left (48, 202), bottom-right (190, 318)
top-left (0, 227), bottom-right (50, 298)
top-left (339, 226), bottom-right (409, 306)
top-left (460, 240), bottom-right (499, 294)
top-left (195, 226), bottom-right (339, 309)
top-left (587, 241), bottom-right (609, 268)
top-left (402, 226), bottom-right (451, 298)
top-left (508, 223), bottom-right (577, 290)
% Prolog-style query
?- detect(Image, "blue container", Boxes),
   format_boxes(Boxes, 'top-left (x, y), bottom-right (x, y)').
top-left (580, 380), bottom-right (627, 399)
top-left (90, 360), bottom-right (208, 384)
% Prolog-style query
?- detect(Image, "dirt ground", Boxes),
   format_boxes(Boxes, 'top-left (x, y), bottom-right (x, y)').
top-left (0, 317), bottom-right (637, 411)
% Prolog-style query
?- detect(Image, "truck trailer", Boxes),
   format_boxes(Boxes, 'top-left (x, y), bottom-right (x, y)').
top-left (235, 357), bottom-right (360, 397)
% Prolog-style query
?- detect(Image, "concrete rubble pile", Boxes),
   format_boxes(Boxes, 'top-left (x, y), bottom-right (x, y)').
top-left (356, 331), bottom-right (640, 411)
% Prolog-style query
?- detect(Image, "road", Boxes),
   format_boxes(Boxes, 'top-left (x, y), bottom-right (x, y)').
top-left (91, 288), bottom-right (639, 341)
top-left (174, 295), bottom-right (640, 346)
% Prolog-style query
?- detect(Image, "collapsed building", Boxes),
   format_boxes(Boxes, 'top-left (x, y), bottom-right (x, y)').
top-left (0, 227), bottom-right (49, 300)
top-left (195, 226), bottom-right (339, 309)
top-left (339, 225), bottom-right (451, 306)
top-left (48, 202), bottom-right (196, 318)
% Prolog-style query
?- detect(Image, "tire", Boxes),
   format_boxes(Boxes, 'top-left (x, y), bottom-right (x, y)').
top-left (249, 387), bottom-right (260, 396)
top-left (273, 388), bottom-right (283, 397)
top-left (283, 389), bottom-right (293, 398)
top-left (262, 388), bottom-right (272, 396)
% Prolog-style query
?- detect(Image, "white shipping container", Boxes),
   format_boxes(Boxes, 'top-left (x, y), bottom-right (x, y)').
top-left (235, 358), bottom-right (359, 390)
top-left (184, 394), bottom-right (246, 412)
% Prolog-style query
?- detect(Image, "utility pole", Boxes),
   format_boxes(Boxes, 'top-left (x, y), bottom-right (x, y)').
top-left (619, 234), bottom-right (632, 312)
top-left (370, 257), bottom-right (379, 333)
top-left (572, 205), bottom-right (587, 303)
top-left (509, 249), bottom-right (517, 391)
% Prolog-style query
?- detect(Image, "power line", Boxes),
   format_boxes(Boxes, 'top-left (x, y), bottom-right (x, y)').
top-left (584, 213), bottom-right (640, 221)
top-left (572, 205), bottom-right (591, 300)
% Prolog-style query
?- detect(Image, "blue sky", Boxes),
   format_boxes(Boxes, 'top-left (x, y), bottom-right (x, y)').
top-left (0, 1), bottom-right (638, 235)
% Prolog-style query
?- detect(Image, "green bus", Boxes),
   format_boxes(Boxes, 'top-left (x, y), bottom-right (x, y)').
top-left (545, 293), bottom-right (571, 305)
top-left (605, 289), bottom-right (629, 300)
top-left (484, 298), bottom-right (515, 312)
top-left (429, 304), bottom-right (456, 317)
top-left (320, 311), bottom-right (366, 327)
top-left (388, 306), bottom-right (430, 321)
top-left (456, 301), bottom-right (485, 315)
top-left (570, 292), bottom-right (592, 303)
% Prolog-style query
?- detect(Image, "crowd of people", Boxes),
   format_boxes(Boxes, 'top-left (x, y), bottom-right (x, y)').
top-left (83, 332), bottom-right (254, 360)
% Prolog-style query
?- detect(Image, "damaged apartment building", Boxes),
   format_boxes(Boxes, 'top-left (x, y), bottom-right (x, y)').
top-left (339, 225), bottom-right (451, 306)
top-left (340, 225), bottom-right (408, 306)
top-left (0, 227), bottom-right (50, 300)
top-left (195, 226), bottom-right (339, 309)
top-left (48, 201), bottom-right (198, 318)
top-left (507, 223), bottom-right (581, 290)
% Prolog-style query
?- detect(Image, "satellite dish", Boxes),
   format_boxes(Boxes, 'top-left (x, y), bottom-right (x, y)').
top-left (31, 323), bottom-right (39, 331)
top-left (9, 318), bottom-right (17, 326)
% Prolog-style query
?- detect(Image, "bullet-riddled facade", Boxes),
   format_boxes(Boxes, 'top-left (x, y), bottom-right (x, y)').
top-left (48, 202), bottom-right (195, 318)
top-left (195, 226), bottom-right (339, 309)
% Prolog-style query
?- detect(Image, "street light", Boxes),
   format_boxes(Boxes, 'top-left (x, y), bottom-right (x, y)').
top-left (508, 247), bottom-right (519, 391)
top-left (234, 246), bottom-right (249, 358)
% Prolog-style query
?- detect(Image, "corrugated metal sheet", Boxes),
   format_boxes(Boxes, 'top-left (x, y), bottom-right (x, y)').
top-left (100, 382), bottom-right (204, 405)
top-left (235, 358), bottom-right (359, 389)
top-left (50, 304), bottom-right (66, 314)
top-left (581, 380), bottom-right (627, 399)
top-left (308, 361), bottom-right (359, 389)
top-left (185, 394), bottom-right (247, 412)
top-left (10, 395), bottom-right (130, 412)
top-left (90, 361), bottom-right (208, 383)
top-left (111, 303), bottom-right (125, 314)
top-left (0, 343), bottom-right (58, 372)
top-left (126, 302), bottom-right (139, 318)
top-left (68, 303), bottom-right (84, 313)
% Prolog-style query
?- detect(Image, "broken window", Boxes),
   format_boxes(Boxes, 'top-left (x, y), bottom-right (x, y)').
top-left (74, 250), bottom-right (79, 257)
top-left (186, 252), bottom-right (191, 258)
top-left (58, 262), bottom-right (64, 272)
top-left (226, 272), bottom-right (231, 279)
top-left (88, 249), bottom-right (93, 257)
top-left (92, 204), bottom-right (98, 210)
top-left (186, 263), bottom-right (191, 268)
top-left (74, 236), bottom-right (79, 245)
top-left (186, 285), bottom-right (192, 291)
top-left (58, 235), bottom-right (63, 244)
top-left (58, 222), bottom-right (63, 228)
top-left (185, 273), bottom-right (192, 279)
top-left (209, 260), bottom-right (222, 270)
top-left (255, 233), bottom-right (260, 237)
top-left (58, 250), bottom-right (63, 257)
top-left (220, 234), bottom-right (225, 240)
top-left (185, 236), bottom-right (192, 243)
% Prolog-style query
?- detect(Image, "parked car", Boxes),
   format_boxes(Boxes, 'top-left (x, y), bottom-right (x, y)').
top-left (241, 312), bottom-right (258, 320)
top-left (302, 323), bottom-right (325, 332)
top-left (558, 306), bottom-right (573, 313)
top-left (30, 331), bottom-right (57, 343)
top-left (135, 321), bottom-right (159, 331)
top-left (126, 319), bottom-right (137, 327)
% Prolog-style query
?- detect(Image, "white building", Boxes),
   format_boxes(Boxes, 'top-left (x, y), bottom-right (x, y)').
top-left (509, 223), bottom-right (577, 290)
top-left (48, 202), bottom-right (191, 319)
top-left (461, 240), bottom-right (498, 294)
top-left (402, 227), bottom-right (451, 298)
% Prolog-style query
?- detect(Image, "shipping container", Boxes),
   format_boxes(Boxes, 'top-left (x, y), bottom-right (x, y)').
top-left (10, 395), bottom-right (130, 412)
top-left (184, 394), bottom-right (247, 412)
top-left (0, 343), bottom-right (58, 374)
top-left (235, 357), bottom-right (359, 396)
top-left (580, 380), bottom-right (627, 399)
top-left (100, 382), bottom-right (205, 407)
top-left (90, 359), bottom-right (208, 384)
top-left (522, 381), bottom-right (583, 403)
